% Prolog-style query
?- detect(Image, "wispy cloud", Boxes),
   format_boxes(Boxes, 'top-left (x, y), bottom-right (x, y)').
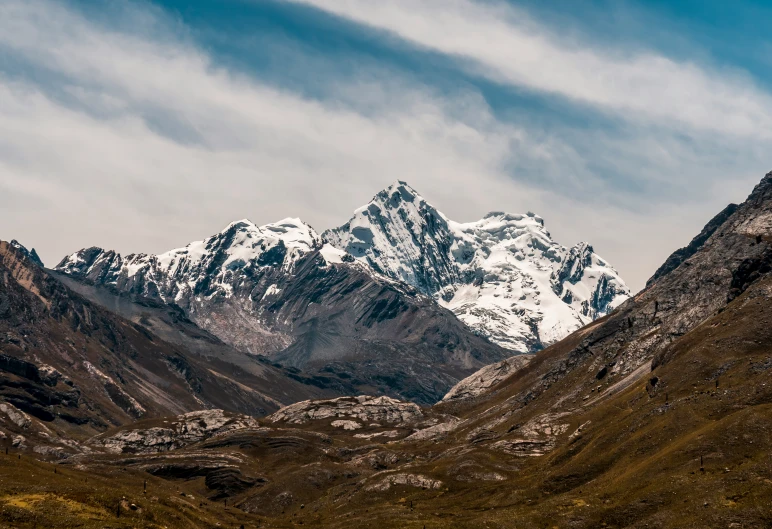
top-left (0, 0), bottom-right (531, 261)
top-left (0, 0), bottom-right (769, 291)
top-left (287, 0), bottom-right (772, 139)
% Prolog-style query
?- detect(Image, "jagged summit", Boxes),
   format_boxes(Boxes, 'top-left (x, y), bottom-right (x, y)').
top-left (324, 181), bottom-right (630, 352)
top-left (56, 217), bottom-right (326, 304)
top-left (10, 239), bottom-right (44, 268)
top-left (324, 180), bottom-right (458, 294)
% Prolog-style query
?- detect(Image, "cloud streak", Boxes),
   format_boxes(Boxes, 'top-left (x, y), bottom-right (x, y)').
top-left (0, 0), bottom-right (769, 292)
top-left (0, 0), bottom-right (540, 268)
top-left (287, 0), bottom-right (772, 139)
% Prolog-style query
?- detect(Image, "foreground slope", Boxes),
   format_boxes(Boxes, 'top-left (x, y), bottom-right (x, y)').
top-left (3, 273), bottom-right (770, 528)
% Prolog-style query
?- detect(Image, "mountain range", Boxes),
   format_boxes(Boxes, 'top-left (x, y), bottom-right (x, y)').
top-left (0, 171), bottom-right (770, 528)
top-left (53, 181), bottom-right (628, 402)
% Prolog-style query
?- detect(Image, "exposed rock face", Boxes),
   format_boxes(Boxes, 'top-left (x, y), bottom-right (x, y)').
top-left (365, 473), bottom-right (443, 491)
top-left (268, 396), bottom-right (423, 426)
top-left (55, 219), bottom-right (513, 405)
top-left (325, 181), bottom-right (629, 351)
top-left (646, 203), bottom-right (740, 287)
top-left (441, 354), bottom-right (534, 403)
top-left (10, 240), bottom-right (43, 268)
top-left (401, 417), bottom-right (464, 442)
top-left (331, 419), bottom-right (362, 431)
top-left (205, 467), bottom-right (265, 500)
top-left (93, 410), bottom-right (261, 454)
top-left (324, 182), bottom-right (461, 294)
top-left (0, 402), bottom-right (32, 429)
top-left (489, 413), bottom-right (569, 457)
top-left (591, 173), bottom-right (772, 377)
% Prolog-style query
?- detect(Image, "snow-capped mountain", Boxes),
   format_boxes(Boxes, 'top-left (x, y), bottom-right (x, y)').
top-left (57, 218), bottom-right (328, 303)
top-left (54, 180), bottom-right (629, 400)
top-left (324, 181), bottom-right (630, 351)
top-left (56, 218), bottom-right (343, 356)
top-left (55, 215), bottom-right (510, 404)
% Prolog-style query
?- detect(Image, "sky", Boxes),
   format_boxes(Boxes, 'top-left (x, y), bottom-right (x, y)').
top-left (1, 0), bottom-right (772, 292)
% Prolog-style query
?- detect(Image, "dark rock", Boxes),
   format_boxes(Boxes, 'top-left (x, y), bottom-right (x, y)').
top-left (205, 468), bottom-right (265, 499)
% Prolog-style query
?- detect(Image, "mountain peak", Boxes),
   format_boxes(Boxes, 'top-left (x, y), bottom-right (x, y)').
top-left (222, 218), bottom-right (258, 232)
top-left (325, 186), bottom-right (629, 351)
top-left (385, 179), bottom-right (417, 193)
top-left (216, 217), bottom-right (320, 252)
top-left (369, 180), bottom-right (430, 210)
top-left (9, 239), bottom-right (44, 268)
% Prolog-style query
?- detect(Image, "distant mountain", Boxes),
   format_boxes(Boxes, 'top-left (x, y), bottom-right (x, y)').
top-left (55, 217), bottom-right (511, 404)
top-left (325, 181), bottom-right (630, 351)
top-left (56, 218), bottom-right (326, 356)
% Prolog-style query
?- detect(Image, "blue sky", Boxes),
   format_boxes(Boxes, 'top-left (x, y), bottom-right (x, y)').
top-left (1, 0), bottom-right (772, 290)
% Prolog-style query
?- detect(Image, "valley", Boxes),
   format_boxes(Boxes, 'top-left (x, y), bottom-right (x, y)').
top-left (0, 173), bottom-right (770, 528)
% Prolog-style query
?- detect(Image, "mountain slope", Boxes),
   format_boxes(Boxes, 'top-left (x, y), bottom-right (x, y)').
top-left (324, 181), bottom-right (630, 351)
top-left (429, 171), bottom-right (772, 454)
top-left (4, 173), bottom-right (772, 529)
top-left (646, 202), bottom-right (740, 287)
top-left (56, 219), bottom-right (512, 404)
top-left (0, 240), bottom-right (334, 449)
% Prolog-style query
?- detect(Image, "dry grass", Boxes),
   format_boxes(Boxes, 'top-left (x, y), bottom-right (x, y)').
top-left (2, 279), bottom-right (772, 528)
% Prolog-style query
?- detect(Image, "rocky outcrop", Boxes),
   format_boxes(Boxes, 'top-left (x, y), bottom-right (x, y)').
top-left (0, 402), bottom-right (32, 429)
top-left (441, 354), bottom-right (534, 402)
top-left (9, 240), bottom-right (43, 268)
top-left (93, 410), bottom-right (261, 454)
top-left (331, 420), bottom-right (363, 430)
top-left (401, 416), bottom-right (464, 442)
top-left (268, 395), bottom-right (423, 426)
top-left (365, 473), bottom-right (443, 491)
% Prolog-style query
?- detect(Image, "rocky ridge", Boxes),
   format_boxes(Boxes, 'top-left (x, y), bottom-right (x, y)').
top-left (93, 409), bottom-right (261, 454)
top-left (441, 354), bottom-right (534, 403)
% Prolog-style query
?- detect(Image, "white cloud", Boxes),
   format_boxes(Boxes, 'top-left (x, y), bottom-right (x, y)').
top-left (287, 0), bottom-right (772, 139)
top-left (0, 0), bottom-right (532, 265)
top-left (0, 0), bottom-right (769, 292)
